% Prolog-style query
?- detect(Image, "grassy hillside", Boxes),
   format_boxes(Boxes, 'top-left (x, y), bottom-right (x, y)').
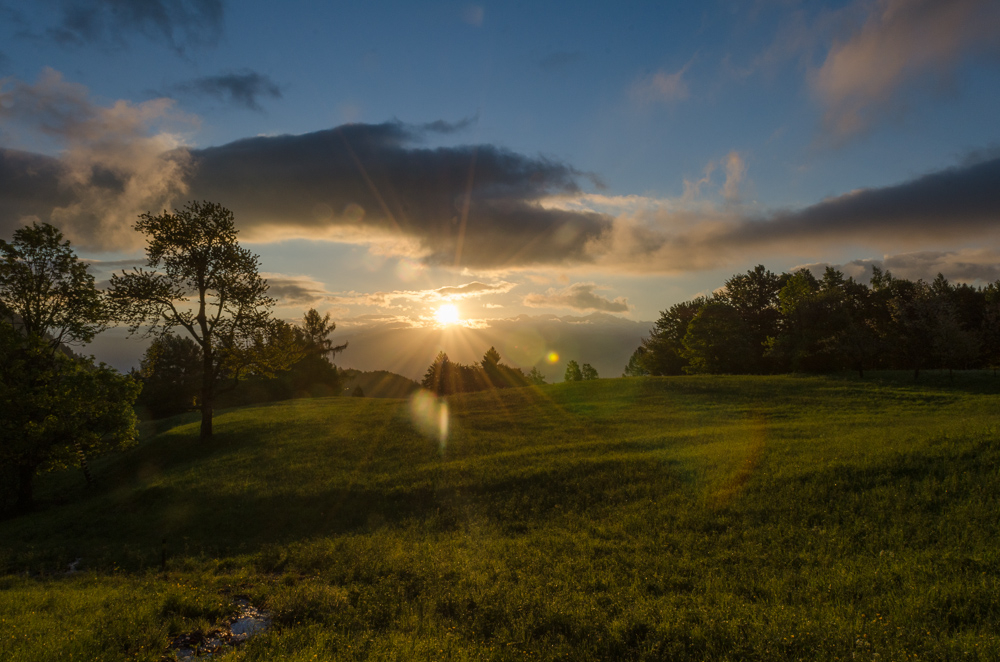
top-left (2, 374), bottom-right (999, 661)
top-left (338, 368), bottom-right (420, 398)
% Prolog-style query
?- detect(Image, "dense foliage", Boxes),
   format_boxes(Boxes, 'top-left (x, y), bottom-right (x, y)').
top-left (421, 346), bottom-right (529, 395)
top-left (630, 264), bottom-right (1000, 378)
top-left (136, 309), bottom-right (346, 419)
top-left (0, 223), bottom-right (138, 512)
top-left (108, 201), bottom-right (298, 437)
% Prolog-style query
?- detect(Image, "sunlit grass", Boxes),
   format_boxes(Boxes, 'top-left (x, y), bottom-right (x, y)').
top-left (2, 372), bottom-right (999, 660)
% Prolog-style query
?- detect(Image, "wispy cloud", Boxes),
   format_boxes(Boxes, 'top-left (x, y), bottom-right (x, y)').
top-left (43, 0), bottom-right (224, 52)
top-left (813, 0), bottom-right (1000, 140)
top-left (524, 282), bottom-right (629, 313)
top-left (172, 70), bottom-right (282, 111)
top-left (630, 62), bottom-right (692, 106)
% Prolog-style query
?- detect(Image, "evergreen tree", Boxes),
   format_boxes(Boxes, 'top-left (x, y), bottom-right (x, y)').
top-left (564, 360), bottom-right (582, 382)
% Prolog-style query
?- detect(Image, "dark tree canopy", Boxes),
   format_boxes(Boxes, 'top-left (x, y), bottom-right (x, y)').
top-left (421, 348), bottom-right (528, 395)
top-left (629, 263), bottom-right (1000, 379)
top-left (0, 224), bottom-right (137, 512)
top-left (0, 222), bottom-right (105, 348)
top-left (109, 201), bottom-right (297, 438)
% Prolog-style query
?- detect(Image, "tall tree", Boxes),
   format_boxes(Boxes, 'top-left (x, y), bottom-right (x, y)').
top-left (527, 366), bottom-right (547, 385)
top-left (108, 201), bottom-right (296, 438)
top-left (637, 298), bottom-right (706, 375)
top-left (581, 363), bottom-right (598, 380)
top-left (422, 351), bottom-right (455, 395)
top-left (0, 223), bottom-right (136, 511)
top-left (0, 223), bottom-right (105, 347)
top-left (564, 360), bottom-right (582, 382)
top-left (716, 265), bottom-right (786, 372)
top-left (681, 301), bottom-right (754, 374)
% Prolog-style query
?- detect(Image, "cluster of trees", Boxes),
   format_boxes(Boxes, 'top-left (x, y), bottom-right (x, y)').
top-left (135, 308), bottom-right (346, 419)
top-left (2, 201), bottom-right (341, 512)
top-left (564, 360), bottom-right (599, 382)
top-left (421, 347), bottom-right (542, 395)
top-left (1, 224), bottom-right (139, 512)
top-left (626, 264), bottom-right (1000, 379)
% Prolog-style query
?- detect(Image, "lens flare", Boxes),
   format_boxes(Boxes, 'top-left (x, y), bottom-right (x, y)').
top-left (547, 351), bottom-right (560, 364)
top-left (409, 390), bottom-right (450, 452)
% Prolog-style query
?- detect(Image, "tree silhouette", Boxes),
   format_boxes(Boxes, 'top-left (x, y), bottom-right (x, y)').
top-left (581, 363), bottom-right (598, 380)
top-left (564, 360), bottom-right (582, 382)
top-left (108, 201), bottom-right (297, 438)
top-left (0, 223), bottom-right (137, 511)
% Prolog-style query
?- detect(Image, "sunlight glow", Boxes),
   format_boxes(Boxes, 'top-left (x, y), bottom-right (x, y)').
top-left (435, 304), bottom-right (461, 326)
top-left (547, 351), bottom-right (560, 364)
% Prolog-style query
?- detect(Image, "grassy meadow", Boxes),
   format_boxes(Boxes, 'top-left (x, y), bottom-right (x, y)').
top-left (1, 373), bottom-right (999, 661)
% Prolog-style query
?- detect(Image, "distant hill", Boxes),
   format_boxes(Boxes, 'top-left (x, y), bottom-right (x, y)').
top-left (338, 368), bottom-right (420, 398)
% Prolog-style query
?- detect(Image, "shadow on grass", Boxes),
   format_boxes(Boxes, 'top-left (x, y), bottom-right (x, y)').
top-left (0, 448), bottom-right (686, 574)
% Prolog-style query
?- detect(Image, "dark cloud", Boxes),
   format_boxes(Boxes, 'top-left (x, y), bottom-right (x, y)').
top-left (173, 70), bottom-right (282, 111)
top-left (45, 0), bottom-right (223, 52)
top-left (264, 275), bottom-right (333, 306)
top-left (738, 156), bottom-right (1000, 244)
top-left (537, 51), bottom-right (582, 71)
top-left (417, 114), bottom-right (478, 135)
top-left (524, 283), bottom-right (629, 313)
top-left (184, 121), bottom-right (612, 268)
top-left (0, 149), bottom-right (74, 235)
top-left (798, 249), bottom-right (1000, 285)
top-left (605, 154), bottom-right (1000, 273)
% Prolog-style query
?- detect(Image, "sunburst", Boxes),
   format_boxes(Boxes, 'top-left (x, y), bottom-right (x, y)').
top-left (435, 304), bottom-right (461, 326)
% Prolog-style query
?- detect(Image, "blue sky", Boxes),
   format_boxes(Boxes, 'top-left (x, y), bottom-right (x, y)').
top-left (2, 0), bottom-right (1000, 375)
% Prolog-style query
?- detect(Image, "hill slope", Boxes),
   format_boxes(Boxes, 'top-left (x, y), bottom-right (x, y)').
top-left (2, 374), bottom-right (999, 661)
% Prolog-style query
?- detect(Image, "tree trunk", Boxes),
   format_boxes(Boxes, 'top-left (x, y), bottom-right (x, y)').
top-left (16, 463), bottom-right (35, 513)
top-left (74, 441), bottom-right (93, 486)
top-left (201, 349), bottom-right (214, 439)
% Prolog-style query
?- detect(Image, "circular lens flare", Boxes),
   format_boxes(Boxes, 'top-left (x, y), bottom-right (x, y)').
top-left (547, 351), bottom-right (560, 364)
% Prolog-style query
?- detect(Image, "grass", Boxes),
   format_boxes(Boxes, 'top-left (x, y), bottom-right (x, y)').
top-left (1, 372), bottom-right (999, 660)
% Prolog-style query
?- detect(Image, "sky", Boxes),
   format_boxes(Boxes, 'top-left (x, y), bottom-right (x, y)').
top-left (2, 0), bottom-right (999, 380)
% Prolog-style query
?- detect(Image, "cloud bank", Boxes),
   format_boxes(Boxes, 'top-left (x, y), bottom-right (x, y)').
top-left (0, 68), bottom-right (192, 250)
top-left (594, 154), bottom-right (1000, 272)
top-left (2, 70), bottom-right (1000, 276)
top-left (183, 122), bottom-right (612, 268)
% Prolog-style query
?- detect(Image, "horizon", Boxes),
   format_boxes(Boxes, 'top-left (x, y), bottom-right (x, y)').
top-left (3, 0), bottom-right (999, 372)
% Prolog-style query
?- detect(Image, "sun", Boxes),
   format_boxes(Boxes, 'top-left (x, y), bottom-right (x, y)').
top-left (435, 304), bottom-right (461, 326)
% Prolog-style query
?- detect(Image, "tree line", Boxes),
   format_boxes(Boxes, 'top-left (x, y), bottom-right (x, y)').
top-left (1, 202), bottom-right (344, 513)
top-left (421, 347), bottom-right (539, 395)
top-left (625, 264), bottom-right (1000, 379)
